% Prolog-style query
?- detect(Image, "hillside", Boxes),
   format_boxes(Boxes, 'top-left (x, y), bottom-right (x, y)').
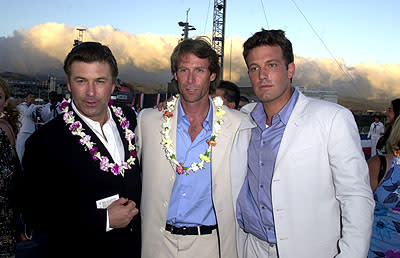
top-left (338, 96), bottom-right (389, 113)
top-left (1, 71), bottom-right (392, 113)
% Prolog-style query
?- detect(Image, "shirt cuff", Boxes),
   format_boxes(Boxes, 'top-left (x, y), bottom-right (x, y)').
top-left (106, 209), bottom-right (113, 232)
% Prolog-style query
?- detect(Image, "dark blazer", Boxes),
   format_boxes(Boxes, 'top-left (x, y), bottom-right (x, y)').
top-left (22, 105), bottom-right (141, 258)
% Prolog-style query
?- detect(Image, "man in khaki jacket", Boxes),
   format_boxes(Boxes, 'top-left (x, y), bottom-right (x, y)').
top-left (136, 38), bottom-right (246, 258)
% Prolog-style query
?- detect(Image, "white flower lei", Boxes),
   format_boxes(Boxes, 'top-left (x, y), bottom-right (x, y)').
top-left (161, 95), bottom-right (226, 175)
top-left (59, 98), bottom-right (136, 177)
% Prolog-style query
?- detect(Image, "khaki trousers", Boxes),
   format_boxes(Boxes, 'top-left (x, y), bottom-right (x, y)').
top-left (238, 228), bottom-right (279, 258)
top-left (159, 228), bottom-right (220, 258)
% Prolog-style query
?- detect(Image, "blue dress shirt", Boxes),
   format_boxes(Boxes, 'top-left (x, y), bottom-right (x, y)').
top-left (166, 98), bottom-right (217, 227)
top-left (236, 89), bottom-right (299, 243)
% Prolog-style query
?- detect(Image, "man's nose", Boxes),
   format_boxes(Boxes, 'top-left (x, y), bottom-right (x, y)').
top-left (259, 66), bottom-right (270, 79)
top-left (87, 81), bottom-right (96, 96)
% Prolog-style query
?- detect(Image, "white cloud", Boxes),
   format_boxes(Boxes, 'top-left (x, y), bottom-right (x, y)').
top-left (0, 22), bottom-right (399, 100)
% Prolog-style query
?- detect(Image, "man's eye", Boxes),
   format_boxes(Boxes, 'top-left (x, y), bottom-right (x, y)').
top-left (249, 66), bottom-right (259, 72)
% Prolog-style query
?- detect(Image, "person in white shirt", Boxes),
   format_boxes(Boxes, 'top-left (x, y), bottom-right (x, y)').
top-left (368, 116), bottom-right (385, 156)
top-left (16, 92), bottom-right (37, 163)
top-left (40, 91), bottom-right (61, 123)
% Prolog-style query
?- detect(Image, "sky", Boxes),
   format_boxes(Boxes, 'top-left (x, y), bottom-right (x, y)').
top-left (0, 0), bottom-right (399, 99)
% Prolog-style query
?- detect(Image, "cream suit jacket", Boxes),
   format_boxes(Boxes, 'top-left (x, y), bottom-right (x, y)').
top-left (233, 92), bottom-right (375, 258)
top-left (136, 99), bottom-right (246, 258)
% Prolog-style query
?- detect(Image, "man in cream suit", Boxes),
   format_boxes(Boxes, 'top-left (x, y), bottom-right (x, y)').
top-left (136, 39), bottom-right (245, 258)
top-left (234, 29), bottom-right (375, 258)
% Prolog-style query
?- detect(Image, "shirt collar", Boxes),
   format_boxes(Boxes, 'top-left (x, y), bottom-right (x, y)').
top-left (177, 97), bottom-right (213, 131)
top-left (251, 88), bottom-right (299, 128)
top-left (71, 100), bottom-right (113, 129)
top-left (278, 88), bottom-right (299, 125)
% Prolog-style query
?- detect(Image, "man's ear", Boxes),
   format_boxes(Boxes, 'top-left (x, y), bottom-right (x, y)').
top-left (210, 72), bottom-right (216, 82)
top-left (67, 81), bottom-right (72, 92)
top-left (288, 62), bottom-right (295, 79)
top-left (227, 102), bottom-right (235, 109)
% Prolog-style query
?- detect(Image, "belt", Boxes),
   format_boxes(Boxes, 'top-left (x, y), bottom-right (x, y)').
top-left (165, 224), bottom-right (217, 235)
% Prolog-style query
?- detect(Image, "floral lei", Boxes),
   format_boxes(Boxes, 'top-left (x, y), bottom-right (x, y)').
top-left (394, 150), bottom-right (400, 165)
top-left (161, 95), bottom-right (226, 175)
top-left (0, 111), bottom-right (8, 120)
top-left (59, 99), bottom-right (136, 176)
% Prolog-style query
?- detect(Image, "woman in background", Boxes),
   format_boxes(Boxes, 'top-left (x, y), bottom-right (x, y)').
top-left (368, 116), bottom-right (400, 257)
top-left (376, 98), bottom-right (400, 154)
top-left (0, 78), bottom-right (20, 257)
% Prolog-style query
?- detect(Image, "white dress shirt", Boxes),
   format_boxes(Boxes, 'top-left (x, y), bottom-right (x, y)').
top-left (72, 101), bottom-right (124, 231)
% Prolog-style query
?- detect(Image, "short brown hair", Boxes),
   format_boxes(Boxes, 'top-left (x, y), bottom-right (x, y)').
top-left (243, 29), bottom-right (294, 68)
top-left (170, 38), bottom-right (220, 92)
top-left (63, 42), bottom-right (118, 82)
top-left (217, 80), bottom-right (240, 109)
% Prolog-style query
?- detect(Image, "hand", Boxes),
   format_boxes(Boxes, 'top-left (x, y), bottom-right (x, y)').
top-left (154, 100), bottom-right (168, 111)
top-left (108, 198), bottom-right (138, 228)
top-left (153, 95), bottom-right (175, 111)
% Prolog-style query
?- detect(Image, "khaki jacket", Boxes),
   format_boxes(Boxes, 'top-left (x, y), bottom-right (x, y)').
top-left (136, 99), bottom-right (246, 258)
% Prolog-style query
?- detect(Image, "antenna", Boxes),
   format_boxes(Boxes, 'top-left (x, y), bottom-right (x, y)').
top-left (73, 27), bottom-right (86, 47)
top-left (178, 9), bottom-right (196, 41)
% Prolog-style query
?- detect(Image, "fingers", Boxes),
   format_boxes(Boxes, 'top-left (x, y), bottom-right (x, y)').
top-left (153, 100), bottom-right (167, 111)
top-left (126, 201), bottom-right (139, 217)
top-left (108, 199), bottom-right (138, 228)
top-left (131, 207), bottom-right (139, 217)
top-left (116, 197), bottom-right (128, 205)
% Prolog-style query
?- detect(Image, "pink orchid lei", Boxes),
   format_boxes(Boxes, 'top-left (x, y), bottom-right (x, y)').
top-left (59, 98), bottom-right (136, 177)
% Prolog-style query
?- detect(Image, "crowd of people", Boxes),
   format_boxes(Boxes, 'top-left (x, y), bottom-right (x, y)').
top-left (0, 29), bottom-right (399, 258)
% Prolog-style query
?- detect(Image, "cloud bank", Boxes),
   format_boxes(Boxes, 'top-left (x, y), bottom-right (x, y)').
top-left (1, 22), bottom-right (399, 100)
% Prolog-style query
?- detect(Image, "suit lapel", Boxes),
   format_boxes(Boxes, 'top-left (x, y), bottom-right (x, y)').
top-left (274, 93), bottom-right (308, 172)
top-left (211, 105), bottom-right (232, 180)
top-left (111, 110), bottom-right (129, 161)
top-left (69, 105), bottom-right (121, 165)
top-left (73, 114), bottom-right (114, 164)
top-left (167, 103), bottom-right (179, 173)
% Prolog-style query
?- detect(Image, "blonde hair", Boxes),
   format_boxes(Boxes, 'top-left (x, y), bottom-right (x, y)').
top-left (0, 78), bottom-right (20, 135)
top-left (386, 116), bottom-right (400, 154)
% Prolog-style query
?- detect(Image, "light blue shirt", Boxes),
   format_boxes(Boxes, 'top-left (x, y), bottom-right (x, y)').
top-left (236, 89), bottom-right (299, 243)
top-left (166, 98), bottom-right (217, 227)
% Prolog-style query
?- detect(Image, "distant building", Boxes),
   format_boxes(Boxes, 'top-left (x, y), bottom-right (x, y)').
top-left (237, 85), bottom-right (338, 104)
top-left (295, 86), bottom-right (338, 103)
top-left (1, 77), bottom-right (68, 100)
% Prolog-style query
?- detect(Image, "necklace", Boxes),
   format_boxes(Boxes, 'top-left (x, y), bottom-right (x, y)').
top-left (60, 99), bottom-right (136, 176)
top-left (161, 95), bottom-right (226, 175)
